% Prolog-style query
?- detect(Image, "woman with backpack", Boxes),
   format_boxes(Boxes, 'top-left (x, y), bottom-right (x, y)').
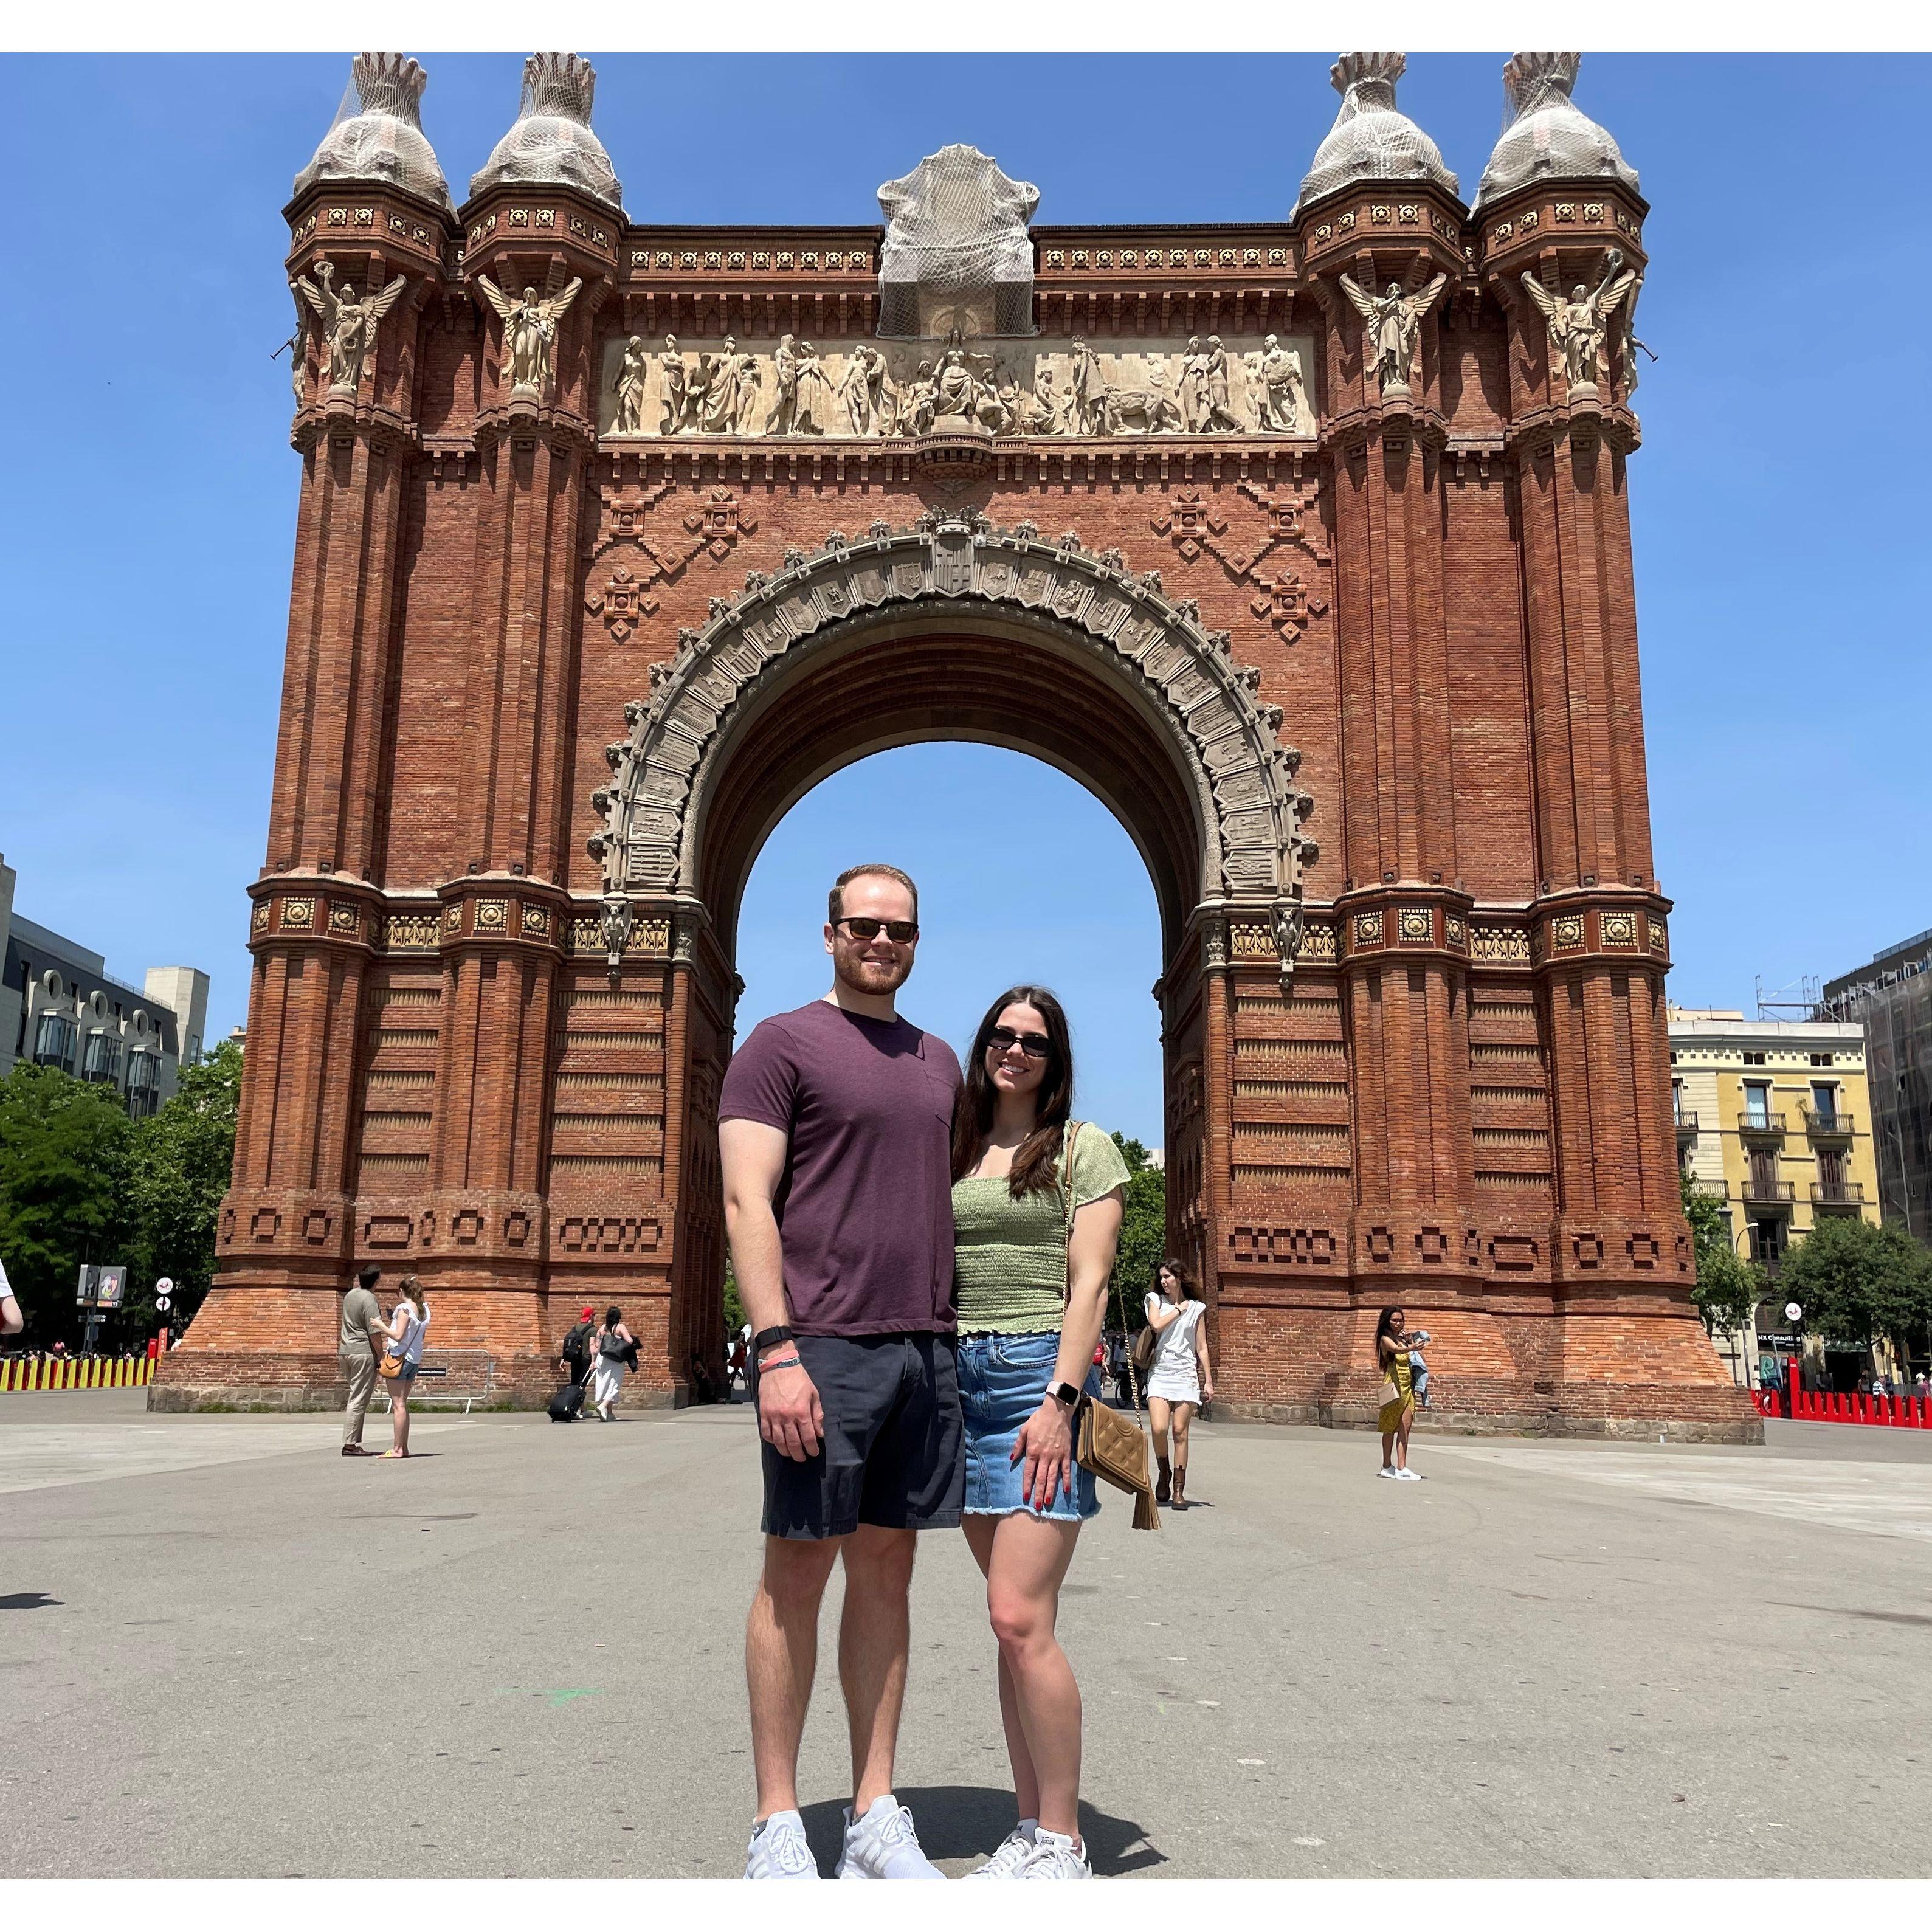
top-left (560, 1305), bottom-right (596, 1392)
top-left (591, 1305), bottom-right (635, 1421)
top-left (1140, 1258), bottom-right (1212, 1509)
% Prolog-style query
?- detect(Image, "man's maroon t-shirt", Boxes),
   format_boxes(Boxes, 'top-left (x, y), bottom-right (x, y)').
top-left (718, 999), bottom-right (964, 1337)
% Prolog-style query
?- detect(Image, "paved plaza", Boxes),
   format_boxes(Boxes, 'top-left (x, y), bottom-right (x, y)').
top-left (2, 1390), bottom-right (1928, 1879)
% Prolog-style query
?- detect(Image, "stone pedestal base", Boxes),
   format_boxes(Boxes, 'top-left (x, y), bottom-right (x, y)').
top-left (149, 1282), bottom-right (705, 1413)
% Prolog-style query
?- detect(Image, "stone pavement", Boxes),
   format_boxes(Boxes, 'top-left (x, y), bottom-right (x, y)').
top-left (2, 1390), bottom-right (1928, 1879)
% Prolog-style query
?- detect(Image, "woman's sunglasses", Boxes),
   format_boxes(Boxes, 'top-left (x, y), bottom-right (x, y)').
top-left (835, 917), bottom-right (919, 942)
top-left (987, 1027), bottom-right (1052, 1060)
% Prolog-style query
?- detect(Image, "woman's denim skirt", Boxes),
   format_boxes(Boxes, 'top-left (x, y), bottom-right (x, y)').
top-left (959, 1330), bottom-right (1101, 1522)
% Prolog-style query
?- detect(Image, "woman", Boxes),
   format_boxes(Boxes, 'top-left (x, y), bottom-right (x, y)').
top-left (592, 1305), bottom-right (634, 1421)
top-left (1376, 1305), bottom-right (1420, 1480)
top-left (380, 1277), bottom-right (429, 1460)
top-left (951, 985), bottom-right (1128, 1882)
top-left (1143, 1259), bottom-right (1213, 1509)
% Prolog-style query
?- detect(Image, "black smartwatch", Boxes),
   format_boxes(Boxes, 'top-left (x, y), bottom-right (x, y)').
top-left (1047, 1379), bottom-right (1083, 1410)
top-left (752, 1325), bottom-right (795, 1355)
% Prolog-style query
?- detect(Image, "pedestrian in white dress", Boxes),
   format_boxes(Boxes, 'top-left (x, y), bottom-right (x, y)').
top-left (591, 1305), bottom-right (634, 1420)
top-left (1142, 1260), bottom-right (1213, 1509)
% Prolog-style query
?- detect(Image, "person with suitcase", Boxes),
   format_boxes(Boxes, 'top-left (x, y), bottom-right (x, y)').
top-left (560, 1305), bottom-right (596, 1389)
top-left (550, 1305), bottom-right (598, 1421)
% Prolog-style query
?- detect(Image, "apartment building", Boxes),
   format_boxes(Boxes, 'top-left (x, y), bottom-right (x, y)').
top-left (0, 852), bottom-right (210, 1116)
top-left (1668, 1006), bottom-right (1881, 1385)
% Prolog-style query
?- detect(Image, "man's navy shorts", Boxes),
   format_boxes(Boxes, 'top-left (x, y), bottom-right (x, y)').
top-left (757, 1333), bottom-right (964, 1540)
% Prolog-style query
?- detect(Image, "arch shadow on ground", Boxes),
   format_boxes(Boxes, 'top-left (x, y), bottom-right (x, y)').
top-left (801, 1785), bottom-right (1163, 1875)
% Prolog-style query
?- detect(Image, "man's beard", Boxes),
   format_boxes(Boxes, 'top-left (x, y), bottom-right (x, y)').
top-left (835, 951), bottom-right (911, 996)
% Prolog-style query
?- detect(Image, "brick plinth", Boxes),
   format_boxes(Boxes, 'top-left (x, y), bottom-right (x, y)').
top-left (162, 162), bottom-right (1753, 1440)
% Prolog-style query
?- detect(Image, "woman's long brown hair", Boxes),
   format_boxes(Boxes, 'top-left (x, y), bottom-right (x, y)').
top-left (951, 985), bottom-right (1075, 1198)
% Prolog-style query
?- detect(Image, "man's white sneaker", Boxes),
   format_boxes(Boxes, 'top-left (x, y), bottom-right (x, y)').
top-left (1396, 1468), bottom-right (1423, 1481)
top-left (744, 1809), bottom-right (819, 1879)
top-left (1377, 1466), bottom-right (1398, 1478)
top-left (961, 1820), bottom-right (1037, 1879)
top-left (1015, 1828), bottom-right (1091, 1880)
top-left (835, 1795), bottom-right (947, 1879)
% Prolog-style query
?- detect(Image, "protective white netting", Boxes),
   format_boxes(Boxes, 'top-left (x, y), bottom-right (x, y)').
top-left (469, 52), bottom-right (624, 213)
top-left (293, 52), bottom-right (453, 213)
top-left (1293, 52), bottom-right (1458, 216)
top-left (877, 144), bottom-right (1038, 339)
top-left (1474, 53), bottom-right (1640, 209)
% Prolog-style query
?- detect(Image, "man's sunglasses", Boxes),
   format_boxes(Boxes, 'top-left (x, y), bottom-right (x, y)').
top-left (987, 1027), bottom-right (1052, 1060)
top-left (835, 917), bottom-right (919, 943)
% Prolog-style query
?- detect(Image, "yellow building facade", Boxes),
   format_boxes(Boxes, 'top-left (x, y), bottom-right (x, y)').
top-left (1667, 1007), bottom-right (1883, 1387)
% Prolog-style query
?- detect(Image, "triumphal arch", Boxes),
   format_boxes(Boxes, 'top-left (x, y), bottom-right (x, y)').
top-left (155, 50), bottom-right (1758, 1438)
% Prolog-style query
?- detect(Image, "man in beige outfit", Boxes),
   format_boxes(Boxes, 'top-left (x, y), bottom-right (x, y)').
top-left (339, 1264), bottom-right (388, 1457)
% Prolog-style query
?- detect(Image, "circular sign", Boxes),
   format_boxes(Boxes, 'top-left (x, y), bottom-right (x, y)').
top-left (156, 1277), bottom-right (174, 1295)
top-left (155, 1295), bottom-right (172, 1314)
top-left (1785, 1301), bottom-right (1803, 1324)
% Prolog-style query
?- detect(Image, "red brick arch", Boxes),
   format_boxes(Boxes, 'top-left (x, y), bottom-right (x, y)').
top-left (592, 512), bottom-right (1316, 967)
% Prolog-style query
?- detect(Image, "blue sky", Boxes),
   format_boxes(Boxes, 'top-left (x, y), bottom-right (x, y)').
top-left (1, 54), bottom-right (1927, 1147)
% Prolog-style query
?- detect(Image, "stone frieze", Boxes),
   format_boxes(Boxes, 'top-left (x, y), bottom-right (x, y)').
top-left (599, 332), bottom-right (1319, 440)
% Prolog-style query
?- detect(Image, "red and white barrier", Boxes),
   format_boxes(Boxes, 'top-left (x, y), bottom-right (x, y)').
top-left (0, 1355), bottom-right (156, 1393)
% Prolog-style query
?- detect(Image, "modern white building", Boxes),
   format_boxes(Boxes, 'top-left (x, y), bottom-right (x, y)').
top-left (0, 852), bottom-right (210, 1116)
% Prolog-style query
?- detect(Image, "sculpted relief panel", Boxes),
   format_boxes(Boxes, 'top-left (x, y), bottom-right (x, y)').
top-left (598, 333), bottom-right (1318, 440)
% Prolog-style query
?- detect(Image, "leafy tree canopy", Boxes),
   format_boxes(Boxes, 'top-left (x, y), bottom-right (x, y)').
top-left (1109, 1130), bottom-right (1166, 1328)
top-left (1778, 1213), bottom-right (1932, 1353)
top-left (122, 1038), bottom-right (244, 1328)
top-left (1680, 1171), bottom-right (1760, 1337)
top-left (0, 1063), bottom-right (135, 1334)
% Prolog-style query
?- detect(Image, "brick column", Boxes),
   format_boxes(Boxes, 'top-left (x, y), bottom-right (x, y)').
top-left (1314, 236), bottom-right (1475, 1313)
top-left (157, 196), bottom-right (447, 1408)
top-left (421, 190), bottom-right (619, 1393)
top-left (1482, 191), bottom-right (1744, 1425)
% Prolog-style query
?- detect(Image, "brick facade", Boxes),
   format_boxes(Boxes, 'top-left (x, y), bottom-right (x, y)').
top-left (152, 124), bottom-right (1759, 1442)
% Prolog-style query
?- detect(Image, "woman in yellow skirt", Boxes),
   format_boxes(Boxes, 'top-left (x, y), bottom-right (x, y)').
top-left (1375, 1306), bottom-right (1420, 1480)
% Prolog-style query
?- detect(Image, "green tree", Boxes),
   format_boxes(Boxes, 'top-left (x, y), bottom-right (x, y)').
top-left (722, 1263), bottom-right (746, 1337)
top-left (0, 1062), bottom-right (135, 1342)
top-left (1109, 1130), bottom-right (1166, 1328)
top-left (123, 1038), bottom-right (244, 1329)
top-left (1680, 1170), bottom-right (1760, 1338)
top-left (1779, 1214), bottom-right (1932, 1356)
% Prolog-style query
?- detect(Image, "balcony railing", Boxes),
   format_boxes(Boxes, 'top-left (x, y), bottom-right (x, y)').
top-left (1685, 1175), bottom-right (1727, 1202)
top-left (1811, 1181), bottom-right (1866, 1212)
top-left (1741, 1176), bottom-right (1798, 1209)
top-left (1737, 1110), bottom-right (1787, 1139)
top-left (1675, 1111), bottom-right (1699, 1140)
top-left (1801, 1106), bottom-right (1855, 1142)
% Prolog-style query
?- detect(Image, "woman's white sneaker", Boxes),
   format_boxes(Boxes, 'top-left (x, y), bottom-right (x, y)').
top-left (962, 1820), bottom-right (1038, 1879)
top-left (743, 1809), bottom-right (819, 1879)
top-left (835, 1795), bottom-right (947, 1879)
top-left (1015, 1828), bottom-right (1092, 1879)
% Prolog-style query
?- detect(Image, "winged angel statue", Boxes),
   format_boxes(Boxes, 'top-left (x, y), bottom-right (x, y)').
top-left (294, 261), bottom-right (409, 395)
top-left (1337, 271), bottom-right (1449, 396)
top-left (476, 274), bottom-right (584, 396)
top-left (1519, 249), bottom-right (1637, 393)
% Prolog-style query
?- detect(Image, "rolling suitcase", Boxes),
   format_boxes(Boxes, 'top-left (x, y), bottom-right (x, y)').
top-left (548, 1381), bottom-right (586, 1423)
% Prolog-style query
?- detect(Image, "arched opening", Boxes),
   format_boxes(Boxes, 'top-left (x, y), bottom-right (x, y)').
top-left (595, 517), bottom-right (1316, 1398)
top-left (720, 741), bottom-right (1170, 1384)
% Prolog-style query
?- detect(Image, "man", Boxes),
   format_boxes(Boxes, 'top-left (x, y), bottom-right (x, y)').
top-left (561, 1305), bottom-right (596, 1390)
top-left (720, 863), bottom-right (963, 1882)
top-left (339, 1264), bottom-right (386, 1457)
top-left (1, 1254), bottom-right (22, 1336)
